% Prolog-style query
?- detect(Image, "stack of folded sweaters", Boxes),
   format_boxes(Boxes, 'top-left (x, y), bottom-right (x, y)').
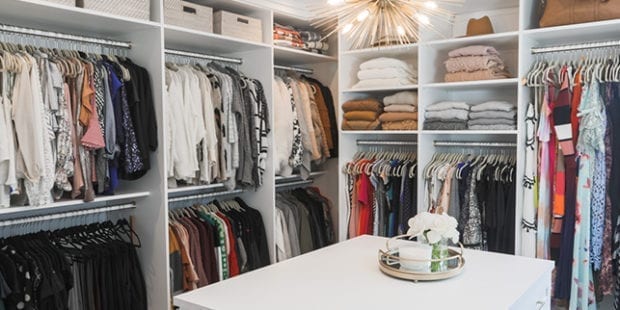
top-left (352, 57), bottom-right (417, 89)
top-left (423, 101), bottom-right (470, 130)
top-left (299, 30), bottom-right (329, 54)
top-left (444, 45), bottom-right (511, 82)
top-left (273, 24), bottom-right (329, 54)
top-left (341, 99), bottom-right (383, 130)
top-left (379, 91), bottom-right (418, 130)
top-left (468, 101), bottom-right (516, 130)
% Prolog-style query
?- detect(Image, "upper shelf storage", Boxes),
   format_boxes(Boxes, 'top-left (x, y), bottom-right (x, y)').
top-left (164, 25), bottom-right (270, 54)
top-left (273, 46), bottom-right (337, 65)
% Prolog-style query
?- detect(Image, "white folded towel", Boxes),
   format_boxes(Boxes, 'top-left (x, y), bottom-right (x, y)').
top-left (359, 57), bottom-right (415, 73)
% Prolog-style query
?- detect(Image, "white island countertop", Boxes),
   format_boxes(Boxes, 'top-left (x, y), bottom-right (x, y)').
top-left (174, 235), bottom-right (554, 310)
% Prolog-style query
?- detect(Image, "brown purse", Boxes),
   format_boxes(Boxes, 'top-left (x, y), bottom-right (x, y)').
top-left (539, 0), bottom-right (620, 28)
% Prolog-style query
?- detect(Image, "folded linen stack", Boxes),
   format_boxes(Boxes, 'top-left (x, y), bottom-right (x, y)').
top-left (273, 24), bottom-right (305, 49)
top-left (444, 45), bottom-right (511, 82)
top-left (352, 57), bottom-right (417, 89)
top-left (379, 91), bottom-right (418, 130)
top-left (468, 101), bottom-right (516, 130)
top-left (299, 30), bottom-right (329, 54)
top-left (341, 99), bottom-right (383, 130)
top-left (423, 101), bottom-right (470, 130)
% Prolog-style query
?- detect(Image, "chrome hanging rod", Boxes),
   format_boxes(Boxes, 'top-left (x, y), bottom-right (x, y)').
top-left (165, 48), bottom-right (243, 64)
top-left (0, 203), bottom-right (136, 227)
top-left (275, 179), bottom-right (314, 191)
top-left (531, 39), bottom-right (620, 54)
top-left (0, 23), bottom-right (131, 49)
top-left (357, 140), bottom-right (417, 146)
top-left (274, 65), bottom-right (313, 74)
top-left (434, 141), bottom-right (517, 148)
top-left (168, 189), bottom-right (245, 203)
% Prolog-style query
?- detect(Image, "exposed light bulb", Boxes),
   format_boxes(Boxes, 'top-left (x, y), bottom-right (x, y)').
top-left (415, 13), bottom-right (431, 25)
top-left (357, 9), bottom-right (370, 22)
top-left (424, 1), bottom-right (438, 9)
top-left (327, 0), bottom-right (344, 5)
top-left (342, 23), bottom-right (354, 34)
top-left (397, 26), bottom-right (405, 35)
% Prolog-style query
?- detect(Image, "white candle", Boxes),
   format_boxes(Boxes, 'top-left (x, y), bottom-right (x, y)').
top-left (399, 243), bottom-right (432, 272)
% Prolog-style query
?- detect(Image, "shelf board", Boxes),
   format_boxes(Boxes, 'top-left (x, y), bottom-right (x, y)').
top-left (164, 25), bottom-right (271, 55)
top-left (342, 85), bottom-right (419, 93)
top-left (1, 0), bottom-right (160, 39)
top-left (421, 130), bottom-right (517, 135)
top-left (342, 43), bottom-right (419, 57)
top-left (524, 19), bottom-right (620, 45)
top-left (425, 31), bottom-right (519, 51)
top-left (275, 171), bottom-right (328, 183)
top-left (342, 130), bottom-right (419, 135)
top-left (274, 46), bottom-right (337, 65)
top-left (423, 78), bottom-right (519, 90)
top-left (168, 183), bottom-right (227, 196)
top-left (0, 191), bottom-right (150, 221)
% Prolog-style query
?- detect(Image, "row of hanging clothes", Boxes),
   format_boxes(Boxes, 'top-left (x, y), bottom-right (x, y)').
top-left (343, 143), bottom-right (418, 239)
top-left (424, 144), bottom-right (517, 254)
top-left (522, 45), bottom-right (620, 309)
top-left (165, 55), bottom-right (270, 191)
top-left (168, 197), bottom-right (270, 294)
top-left (0, 216), bottom-right (147, 310)
top-left (0, 38), bottom-right (158, 207)
top-left (273, 69), bottom-right (338, 180)
top-left (275, 186), bottom-right (335, 262)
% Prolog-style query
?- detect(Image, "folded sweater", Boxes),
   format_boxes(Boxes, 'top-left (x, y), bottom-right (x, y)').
top-left (382, 120), bottom-right (418, 130)
top-left (425, 109), bottom-right (469, 121)
top-left (425, 101), bottom-right (470, 112)
top-left (444, 68), bottom-right (511, 82)
top-left (357, 68), bottom-right (416, 80)
top-left (444, 55), bottom-right (505, 73)
top-left (468, 124), bottom-right (516, 130)
top-left (379, 112), bottom-right (418, 122)
top-left (342, 119), bottom-right (381, 130)
top-left (469, 110), bottom-right (516, 120)
top-left (359, 57), bottom-right (415, 73)
top-left (352, 77), bottom-right (416, 89)
top-left (384, 105), bottom-right (417, 113)
top-left (467, 118), bottom-right (516, 126)
top-left (383, 91), bottom-right (418, 106)
top-left (424, 120), bottom-right (468, 130)
top-left (342, 99), bottom-right (382, 112)
top-left (470, 101), bottom-right (515, 112)
top-left (343, 110), bottom-right (381, 121)
top-left (448, 45), bottom-right (500, 58)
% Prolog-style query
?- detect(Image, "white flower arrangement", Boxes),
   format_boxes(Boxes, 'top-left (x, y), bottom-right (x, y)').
top-left (406, 212), bottom-right (460, 245)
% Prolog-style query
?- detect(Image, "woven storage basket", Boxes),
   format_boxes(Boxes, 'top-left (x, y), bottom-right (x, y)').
top-left (78, 0), bottom-right (150, 21)
top-left (164, 0), bottom-right (213, 32)
top-left (44, 0), bottom-right (75, 6)
top-left (214, 10), bottom-right (263, 43)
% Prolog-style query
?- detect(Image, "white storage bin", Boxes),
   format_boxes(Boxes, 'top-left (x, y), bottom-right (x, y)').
top-left (165, 0), bottom-right (213, 33)
top-left (78, 0), bottom-right (150, 21)
top-left (44, 0), bottom-right (75, 6)
top-left (214, 10), bottom-right (263, 43)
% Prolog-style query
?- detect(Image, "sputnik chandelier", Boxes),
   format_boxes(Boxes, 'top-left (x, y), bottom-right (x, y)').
top-left (311, 0), bottom-right (463, 49)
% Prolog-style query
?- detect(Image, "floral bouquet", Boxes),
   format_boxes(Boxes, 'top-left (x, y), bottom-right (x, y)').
top-left (405, 212), bottom-right (460, 272)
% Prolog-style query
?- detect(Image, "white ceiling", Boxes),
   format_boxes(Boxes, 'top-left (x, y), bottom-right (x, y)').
top-left (242, 0), bottom-right (322, 20)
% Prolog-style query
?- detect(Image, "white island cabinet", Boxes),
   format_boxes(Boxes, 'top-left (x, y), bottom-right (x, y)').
top-left (174, 235), bottom-right (554, 310)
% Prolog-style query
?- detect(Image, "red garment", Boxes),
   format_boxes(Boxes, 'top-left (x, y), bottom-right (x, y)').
top-left (357, 171), bottom-right (373, 236)
top-left (571, 71), bottom-right (582, 145)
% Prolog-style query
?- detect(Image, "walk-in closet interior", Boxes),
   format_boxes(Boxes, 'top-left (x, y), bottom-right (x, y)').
top-left (0, 0), bottom-right (619, 309)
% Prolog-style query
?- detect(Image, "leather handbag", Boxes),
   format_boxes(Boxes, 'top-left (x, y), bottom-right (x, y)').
top-left (539, 0), bottom-right (620, 28)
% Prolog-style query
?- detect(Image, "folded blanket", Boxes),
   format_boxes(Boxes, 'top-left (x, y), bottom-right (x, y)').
top-left (470, 100), bottom-right (515, 112)
top-left (342, 119), bottom-right (381, 130)
top-left (468, 124), bottom-right (516, 130)
top-left (426, 101), bottom-right (469, 112)
top-left (379, 112), bottom-right (418, 122)
top-left (352, 77), bottom-right (417, 89)
top-left (299, 30), bottom-right (322, 42)
top-left (344, 110), bottom-right (380, 121)
top-left (305, 41), bottom-right (329, 51)
top-left (469, 110), bottom-right (516, 119)
top-left (444, 55), bottom-right (505, 73)
top-left (359, 57), bottom-right (415, 73)
top-left (467, 118), bottom-right (516, 126)
top-left (384, 105), bottom-right (417, 113)
top-left (383, 91), bottom-right (418, 106)
top-left (424, 120), bottom-right (468, 130)
top-left (448, 45), bottom-right (500, 58)
top-left (425, 109), bottom-right (469, 120)
top-left (382, 120), bottom-right (418, 130)
top-left (357, 67), bottom-right (416, 80)
top-left (444, 68), bottom-right (511, 82)
top-left (342, 99), bottom-right (383, 112)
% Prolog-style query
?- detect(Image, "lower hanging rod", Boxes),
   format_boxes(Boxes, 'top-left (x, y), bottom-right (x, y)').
top-left (168, 189), bottom-right (245, 203)
top-left (357, 140), bottom-right (417, 146)
top-left (434, 141), bottom-right (517, 148)
top-left (165, 48), bottom-right (243, 64)
top-left (0, 203), bottom-right (136, 227)
top-left (531, 39), bottom-right (620, 54)
top-left (0, 23), bottom-right (131, 49)
top-left (274, 65), bottom-right (313, 74)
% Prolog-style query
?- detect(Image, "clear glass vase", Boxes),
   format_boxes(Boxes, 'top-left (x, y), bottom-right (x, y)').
top-left (430, 238), bottom-right (449, 272)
